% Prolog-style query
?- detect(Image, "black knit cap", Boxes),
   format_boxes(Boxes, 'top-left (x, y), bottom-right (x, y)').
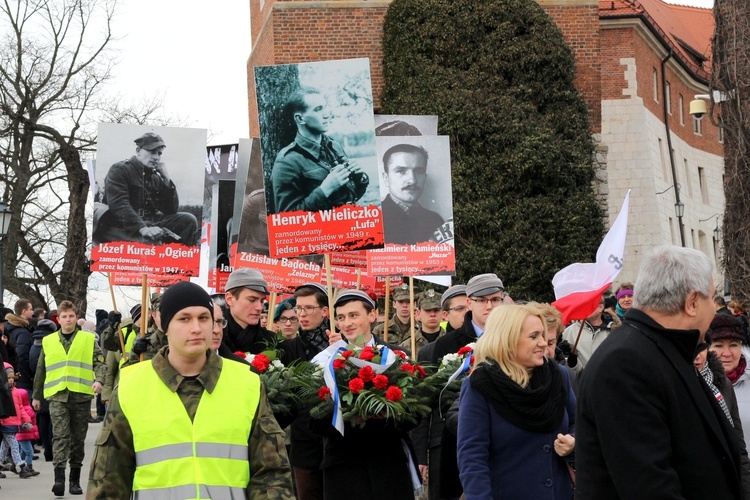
top-left (159, 281), bottom-right (214, 333)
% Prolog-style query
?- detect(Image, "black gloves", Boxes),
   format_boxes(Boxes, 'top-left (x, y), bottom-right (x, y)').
top-left (131, 336), bottom-right (150, 356)
top-left (108, 311), bottom-right (122, 327)
top-left (566, 351), bottom-right (578, 368)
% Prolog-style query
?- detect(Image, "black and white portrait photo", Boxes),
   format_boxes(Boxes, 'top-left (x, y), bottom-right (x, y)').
top-left (254, 58), bottom-right (380, 216)
top-left (374, 115), bottom-right (438, 137)
top-left (94, 123), bottom-right (206, 248)
top-left (377, 136), bottom-right (453, 245)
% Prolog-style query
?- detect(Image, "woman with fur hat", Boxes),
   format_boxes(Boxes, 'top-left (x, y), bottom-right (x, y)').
top-left (695, 337), bottom-right (750, 497)
top-left (709, 313), bottom-right (750, 439)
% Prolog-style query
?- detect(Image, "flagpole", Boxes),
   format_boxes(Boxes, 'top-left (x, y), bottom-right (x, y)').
top-left (571, 320), bottom-right (586, 355)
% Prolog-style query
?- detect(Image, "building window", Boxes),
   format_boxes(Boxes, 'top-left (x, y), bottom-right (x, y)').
top-left (653, 69), bottom-right (659, 102)
top-left (693, 115), bottom-right (702, 135)
top-left (659, 138), bottom-right (669, 180)
top-left (691, 229), bottom-right (696, 249)
top-left (683, 158), bottom-right (692, 197)
top-left (666, 82), bottom-right (671, 115)
top-left (679, 95), bottom-right (684, 125)
top-left (698, 167), bottom-right (708, 203)
top-left (719, 116), bottom-right (724, 143)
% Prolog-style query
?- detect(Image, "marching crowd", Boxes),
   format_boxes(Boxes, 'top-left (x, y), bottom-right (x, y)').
top-left (0, 245), bottom-right (747, 498)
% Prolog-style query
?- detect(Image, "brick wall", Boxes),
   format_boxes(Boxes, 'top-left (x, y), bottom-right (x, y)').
top-left (543, 4), bottom-right (601, 132)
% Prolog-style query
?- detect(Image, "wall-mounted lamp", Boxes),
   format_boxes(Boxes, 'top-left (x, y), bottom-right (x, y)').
top-left (699, 213), bottom-right (722, 240)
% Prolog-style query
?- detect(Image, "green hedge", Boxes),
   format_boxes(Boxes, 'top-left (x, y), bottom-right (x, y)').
top-left (382, 0), bottom-right (604, 302)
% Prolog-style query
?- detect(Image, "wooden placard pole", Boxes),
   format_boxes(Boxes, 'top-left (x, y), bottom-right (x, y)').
top-left (356, 268), bottom-right (362, 290)
top-left (267, 292), bottom-right (277, 333)
top-left (409, 277), bottom-right (416, 356)
top-left (107, 273), bottom-right (127, 359)
top-left (383, 277), bottom-right (391, 343)
top-left (139, 275), bottom-right (149, 362)
top-left (324, 254), bottom-right (336, 337)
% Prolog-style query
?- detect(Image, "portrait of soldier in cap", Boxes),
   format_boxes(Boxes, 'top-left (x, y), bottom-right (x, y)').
top-left (93, 131), bottom-right (200, 245)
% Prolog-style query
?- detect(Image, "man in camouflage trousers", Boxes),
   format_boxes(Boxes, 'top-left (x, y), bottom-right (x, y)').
top-left (32, 300), bottom-right (106, 496)
top-left (86, 281), bottom-right (293, 499)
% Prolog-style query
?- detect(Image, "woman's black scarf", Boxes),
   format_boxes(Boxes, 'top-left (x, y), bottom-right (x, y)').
top-left (470, 358), bottom-right (566, 433)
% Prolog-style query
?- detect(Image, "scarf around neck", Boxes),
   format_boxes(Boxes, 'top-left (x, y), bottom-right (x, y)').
top-left (727, 355), bottom-right (747, 384)
top-left (470, 358), bottom-right (566, 433)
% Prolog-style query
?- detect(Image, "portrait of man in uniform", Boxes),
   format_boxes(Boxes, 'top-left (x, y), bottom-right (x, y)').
top-left (380, 143), bottom-right (444, 245)
top-left (93, 131), bottom-right (200, 245)
top-left (271, 88), bottom-right (369, 214)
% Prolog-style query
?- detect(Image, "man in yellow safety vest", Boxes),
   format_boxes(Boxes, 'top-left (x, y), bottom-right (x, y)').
top-left (32, 300), bottom-right (106, 496)
top-left (86, 281), bottom-right (293, 499)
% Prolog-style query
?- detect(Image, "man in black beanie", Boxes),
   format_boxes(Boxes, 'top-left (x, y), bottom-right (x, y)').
top-left (88, 280), bottom-right (294, 498)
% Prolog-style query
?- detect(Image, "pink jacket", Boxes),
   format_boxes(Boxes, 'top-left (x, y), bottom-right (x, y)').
top-left (15, 389), bottom-right (38, 441)
top-left (0, 386), bottom-right (31, 428)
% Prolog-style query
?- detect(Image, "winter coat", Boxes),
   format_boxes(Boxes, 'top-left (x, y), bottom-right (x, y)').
top-left (14, 389), bottom-right (38, 441)
top-left (5, 314), bottom-right (33, 390)
top-left (0, 385), bottom-right (30, 428)
top-left (576, 309), bottom-right (741, 499)
top-left (457, 365), bottom-right (575, 499)
top-left (731, 347), bottom-right (750, 445)
top-left (704, 350), bottom-right (750, 499)
top-left (0, 368), bottom-right (14, 419)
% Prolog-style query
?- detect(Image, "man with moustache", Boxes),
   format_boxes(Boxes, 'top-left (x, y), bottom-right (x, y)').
top-left (95, 132), bottom-right (198, 245)
top-left (380, 143), bottom-right (444, 245)
top-left (272, 88), bottom-right (367, 213)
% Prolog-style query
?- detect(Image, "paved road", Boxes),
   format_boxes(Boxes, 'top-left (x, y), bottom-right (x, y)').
top-left (0, 419), bottom-right (101, 498)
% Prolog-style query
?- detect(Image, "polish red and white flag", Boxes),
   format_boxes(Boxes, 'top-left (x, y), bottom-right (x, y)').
top-left (552, 190), bottom-right (630, 325)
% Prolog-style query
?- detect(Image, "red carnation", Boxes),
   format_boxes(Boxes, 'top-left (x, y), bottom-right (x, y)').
top-left (394, 350), bottom-right (407, 360)
top-left (234, 351), bottom-right (246, 359)
top-left (359, 347), bottom-right (376, 361)
top-left (400, 363), bottom-right (415, 374)
top-left (251, 354), bottom-right (271, 373)
top-left (318, 387), bottom-right (332, 401)
top-left (342, 350), bottom-right (354, 359)
top-left (348, 378), bottom-right (365, 394)
top-left (333, 358), bottom-right (346, 370)
top-left (414, 365), bottom-right (426, 379)
top-left (358, 366), bottom-right (375, 383)
top-left (372, 374), bottom-right (389, 389)
top-left (385, 386), bottom-right (403, 402)
top-left (470, 355), bottom-right (475, 365)
top-left (458, 346), bottom-right (473, 356)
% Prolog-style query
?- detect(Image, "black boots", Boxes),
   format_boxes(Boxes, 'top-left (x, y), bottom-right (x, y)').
top-left (52, 467), bottom-right (65, 496)
top-left (69, 467), bottom-right (83, 495)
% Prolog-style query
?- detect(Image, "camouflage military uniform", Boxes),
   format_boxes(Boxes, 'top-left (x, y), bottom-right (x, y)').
top-left (400, 325), bottom-right (446, 358)
top-left (99, 318), bottom-right (138, 354)
top-left (399, 290), bottom-right (445, 358)
top-left (122, 324), bottom-right (167, 367)
top-left (87, 346), bottom-right (293, 499)
top-left (32, 327), bottom-right (106, 469)
top-left (372, 314), bottom-right (413, 345)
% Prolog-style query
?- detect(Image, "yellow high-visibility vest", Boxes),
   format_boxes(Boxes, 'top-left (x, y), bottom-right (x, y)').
top-left (119, 357), bottom-right (260, 500)
top-left (42, 330), bottom-right (96, 399)
top-left (119, 326), bottom-right (138, 368)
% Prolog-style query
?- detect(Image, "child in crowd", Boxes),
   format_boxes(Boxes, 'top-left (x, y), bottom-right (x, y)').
top-left (15, 381), bottom-right (40, 476)
top-left (0, 363), bottom-right (34, 478)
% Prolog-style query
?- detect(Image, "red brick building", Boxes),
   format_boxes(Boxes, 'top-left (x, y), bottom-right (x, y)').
top-left (248, 0), bottom-right (723, 286)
